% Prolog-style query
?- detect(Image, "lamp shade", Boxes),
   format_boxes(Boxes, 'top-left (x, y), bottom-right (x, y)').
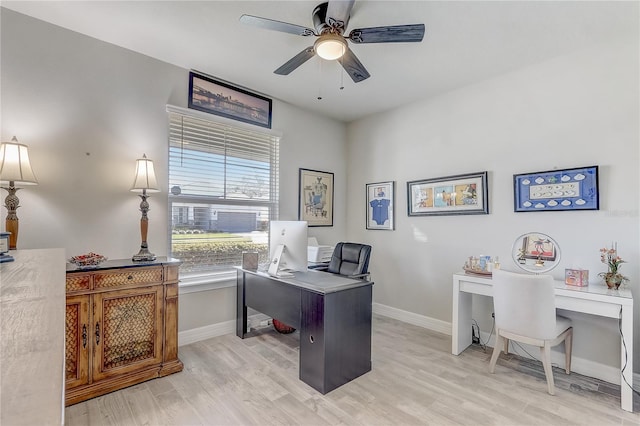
top-left (314, 34), bottom-right (347, 60)
top-left (130, 154), bottom-right (159, 192)
top-left (0, 137), bottom-right (38, 185)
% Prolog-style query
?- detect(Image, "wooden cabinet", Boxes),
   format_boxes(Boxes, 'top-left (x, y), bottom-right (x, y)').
top-left (65, 258), bottom-right (182, 406)
top-left (65, 294), bottom-right (90, 389)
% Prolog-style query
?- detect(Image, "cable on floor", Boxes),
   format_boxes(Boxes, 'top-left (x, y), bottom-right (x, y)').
top-left (471, 319), bottom-right (485, 351)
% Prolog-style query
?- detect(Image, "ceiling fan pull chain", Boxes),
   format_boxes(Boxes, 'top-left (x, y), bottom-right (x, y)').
top-left (339, 42), bottom-right (345, 90)
top-left (317, 58), bottom-right (323, 100)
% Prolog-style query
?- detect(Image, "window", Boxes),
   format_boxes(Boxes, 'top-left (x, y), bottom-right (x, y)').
top-left (167, 106), bottom-right (279, 280)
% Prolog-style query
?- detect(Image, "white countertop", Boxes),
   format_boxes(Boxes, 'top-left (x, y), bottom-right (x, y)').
top-left (454, 271), bottom-right (633, 303)
top-left (1, 249), bottom-right (66, 425)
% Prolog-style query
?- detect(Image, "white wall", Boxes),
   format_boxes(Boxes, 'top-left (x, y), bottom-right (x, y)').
top-left (0, 9), bottom-right (347, 331)
top-left (346, 39), bottom-right (639, 376)
top-left (3, 6), bottom-right (639, 381)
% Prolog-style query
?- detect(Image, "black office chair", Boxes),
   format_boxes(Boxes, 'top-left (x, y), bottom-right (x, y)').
top-left (327, 242), bottom-right (372, 280)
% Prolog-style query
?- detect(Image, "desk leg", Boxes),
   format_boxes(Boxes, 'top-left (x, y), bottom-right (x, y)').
top-left (236, 270), bottom-right (247, 338)
top-left (620, 304), bottom-right (633, 412)
top-left (452, 277), bottom-right (472, 355)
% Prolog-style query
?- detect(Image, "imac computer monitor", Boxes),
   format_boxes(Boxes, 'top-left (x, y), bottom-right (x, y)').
top-left (268, 221), bottom-right (308, 276)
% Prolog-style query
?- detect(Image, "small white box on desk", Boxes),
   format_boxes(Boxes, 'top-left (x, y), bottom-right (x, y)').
top-left (307, 237), bottom-right (334, 263)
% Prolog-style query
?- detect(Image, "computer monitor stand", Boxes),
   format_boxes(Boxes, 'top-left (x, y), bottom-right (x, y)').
top-left (267, 244), bottom-right (294, 277)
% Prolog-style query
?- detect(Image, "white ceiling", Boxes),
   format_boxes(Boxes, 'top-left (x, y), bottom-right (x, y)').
top-left (3, 1), bottom-right (637, 123)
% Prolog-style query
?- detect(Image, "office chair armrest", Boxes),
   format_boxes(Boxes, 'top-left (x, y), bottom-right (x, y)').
top-left (347, 272), bottom-right (371, 281)
top-left (308, 262), bottom-right (330, 271)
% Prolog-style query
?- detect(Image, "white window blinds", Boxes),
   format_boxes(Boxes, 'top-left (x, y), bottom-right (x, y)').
top-left (167, 107), bottom-right (279, 275)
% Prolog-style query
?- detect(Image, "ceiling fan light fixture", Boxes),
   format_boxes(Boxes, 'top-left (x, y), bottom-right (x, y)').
top-left (314, 34), bottom-right (347, 60)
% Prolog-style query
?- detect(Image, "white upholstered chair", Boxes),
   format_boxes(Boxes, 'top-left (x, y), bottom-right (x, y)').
top-left (489, 269), bottom-right (573, 395)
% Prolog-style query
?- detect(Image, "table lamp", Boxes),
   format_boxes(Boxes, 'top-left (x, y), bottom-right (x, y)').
top-left (130, 154), bottom-right (159, 261)
top-left (0, 137), bottom-right (38, 250)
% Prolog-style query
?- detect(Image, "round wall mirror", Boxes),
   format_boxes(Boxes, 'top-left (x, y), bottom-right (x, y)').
top-left (511, 232), bottom-right (561, 274)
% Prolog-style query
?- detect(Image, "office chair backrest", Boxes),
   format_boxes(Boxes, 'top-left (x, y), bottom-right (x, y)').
top-left (492, 269), bottom-right (557, 340)
top-left (328, 242), bottom-right (371, 277)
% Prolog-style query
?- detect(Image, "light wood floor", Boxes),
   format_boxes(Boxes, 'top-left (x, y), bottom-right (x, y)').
top-left (65, 315), bottom-right (639, 425)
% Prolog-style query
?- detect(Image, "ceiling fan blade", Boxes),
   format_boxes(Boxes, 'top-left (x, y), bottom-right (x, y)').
top-left (338, 47), bottom-right (370, 83)
top-left (325, 0), bottom-right (355, 30)
top-left (274, 47), bottom-right (316, 75)
top-left (348, 24), bottom-right (425, 43)
top-left (240, 15), bottom-right (316, 37)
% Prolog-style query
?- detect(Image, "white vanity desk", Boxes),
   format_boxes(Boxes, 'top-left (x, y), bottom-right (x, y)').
top-left (452, 272), bottom-right (634, 412)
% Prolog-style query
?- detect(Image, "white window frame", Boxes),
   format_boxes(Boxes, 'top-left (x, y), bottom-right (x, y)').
top-left (166, 105), bottom-right (281, 292)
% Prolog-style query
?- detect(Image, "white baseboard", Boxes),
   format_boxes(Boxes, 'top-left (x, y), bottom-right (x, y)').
top-left (178, 320), bottom-right (236, 346)
top-left (478, 330), bottom-right (640, 387)
top-left (178, 313), bottom-right (271, 347)
top-left (372, 302), bottom-right (451, 335)
top-left (179, 302), bottom-right (639, 387)
top-left (373, 301), bottom-right (639, 387)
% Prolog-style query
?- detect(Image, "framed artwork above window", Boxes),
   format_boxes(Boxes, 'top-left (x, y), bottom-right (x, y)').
top-left (188, 71), bottom-right (272, 129)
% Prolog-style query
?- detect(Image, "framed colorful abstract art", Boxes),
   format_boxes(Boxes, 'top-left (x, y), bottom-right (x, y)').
top-left (407, 171), bottom-right (489, 216)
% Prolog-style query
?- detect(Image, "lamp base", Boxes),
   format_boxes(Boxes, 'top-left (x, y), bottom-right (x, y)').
top-left (3, 185), bottom-right (20, 250)
top-left (132, 247), bottom-right (156, 262)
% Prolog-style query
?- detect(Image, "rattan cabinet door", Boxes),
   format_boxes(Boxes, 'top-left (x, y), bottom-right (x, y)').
top-left (65, 294), bottom-right (90, 389)
top-left (91, 286), bottom-right (163, 382)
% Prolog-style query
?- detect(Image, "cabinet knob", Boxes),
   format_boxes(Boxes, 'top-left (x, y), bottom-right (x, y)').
top-left (95, 322), bottom-right (100, 345)
top-left (127, 275), bottom-right (133, 280)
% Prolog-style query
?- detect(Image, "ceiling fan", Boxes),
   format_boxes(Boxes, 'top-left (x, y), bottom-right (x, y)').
top-left (239, 0), bottom-right (425, 83)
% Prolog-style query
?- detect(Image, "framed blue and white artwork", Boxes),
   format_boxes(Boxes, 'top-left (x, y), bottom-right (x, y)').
top-left (366, 181), bottom-right (395, 230)
top-left (513, 165), bottom-right (599, 212)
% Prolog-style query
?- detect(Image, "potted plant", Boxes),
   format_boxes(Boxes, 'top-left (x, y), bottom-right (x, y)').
top-left (598, 243), bottom-right (629, 289)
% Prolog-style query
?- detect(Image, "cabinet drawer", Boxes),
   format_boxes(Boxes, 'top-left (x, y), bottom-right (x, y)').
top-left (67, 274), bottom-right (91, 292)
top-left (94, 267), bottom-right (162, 289)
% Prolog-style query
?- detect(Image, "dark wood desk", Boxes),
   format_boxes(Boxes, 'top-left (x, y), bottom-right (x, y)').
top-left (236, 268), bottom-right (373, 394)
